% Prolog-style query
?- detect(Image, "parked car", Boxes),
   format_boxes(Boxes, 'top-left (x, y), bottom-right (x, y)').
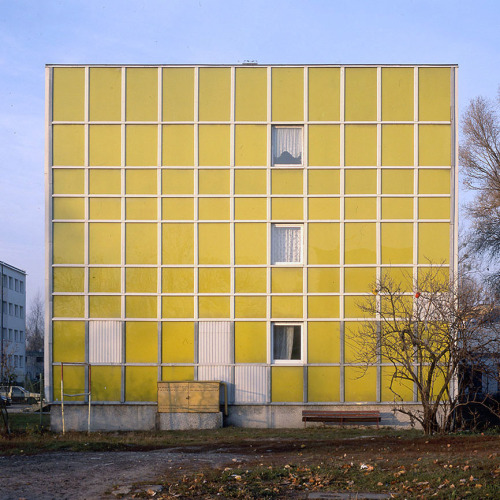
top-left (0, 386), bottom-right (40, 404)
top-left (0, 394), bottom-right (11, 406)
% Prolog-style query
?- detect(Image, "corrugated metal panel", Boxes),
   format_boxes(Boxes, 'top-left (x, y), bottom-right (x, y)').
top-left (235, 365), bottom-right (267, 403)
top-left (89, 320), bottom-right (122, 363)
top-left (198, 321), bottom-right (233, 364)
top-left (197, 365), bottom-right (234, 403)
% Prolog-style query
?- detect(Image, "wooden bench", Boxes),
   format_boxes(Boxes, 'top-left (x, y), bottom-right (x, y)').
top-left (302, 410), bottom-right (381, 428)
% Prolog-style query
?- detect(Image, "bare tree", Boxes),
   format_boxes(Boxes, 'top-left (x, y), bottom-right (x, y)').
top-left (26, 290), bottom-right (44, 351)
top-left (349, 267), bottom-right (500, 435)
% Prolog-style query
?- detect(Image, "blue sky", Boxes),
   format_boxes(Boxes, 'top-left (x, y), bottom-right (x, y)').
top-left (1, 0), bottom-right (499, 305)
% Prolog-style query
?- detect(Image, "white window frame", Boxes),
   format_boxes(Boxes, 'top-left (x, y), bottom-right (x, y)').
top-left (271, 322), bottom-right (304, 364)
top-left (271, 223), bottom-right (304, 265)
top-left (271, 126), bottom-right (304, 167)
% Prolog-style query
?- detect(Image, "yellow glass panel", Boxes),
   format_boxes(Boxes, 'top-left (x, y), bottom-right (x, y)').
top-left (199, 267), bottom-right (230, 293)
top-left (235, 125), bottom-right (267, 166)
top-left (162, 198), bottom-right (193, 220)
top-left (89, 169), bottom-right (121, 195)
top-left (53, 295), bottom-right (84, 318)
top-left (381, 267), bottom-right (413, 292)
top-left (89, 125), bottom-right (121, 166)
top-left (162, 322), bottom-right (194, 362)
top-left (381, 367), bottom-right (414, 402)
top-left (53, 169), bottom-right (84, 195)
top-left (308, 67), bottom-right (340, 121)
top-left (345, 267), bottom-right (376, 293)
top-left (53, 125), bottom-right (84, 166)
top-left (53, 198), bottom-right (84, 220)
top-left (126, 223), bottom-right (157, 264)
top-left (271, 367), bottom-right (303, 402)
top-left (53, 222), bottom-right (84, 264)
top-left (126, 267), bottom-right (157, 293)
top-left (53, 365), bottom-right (85, 401)
top-left (308, 367), bottom-right (340, 402)
top-left (199, 223), bottom-right (230, 264)
top-left (235, 322), bottom-right (266, 362)
top-left (308, 125), bottom-right (340, 166)
top-left (308, 223), bottom-right (340, 264)
top-left (271, 169), bottom-right (303, 194)
top-left (198, 125), bottom-right (230, 166)
top-left (345, 68), bottom-right (377, 121)
top-left (308, 169), bottom-right (340, 195)
top-left (199, 67), bottom-right (230, 121)
top-left (419, 197), bottom-right (450, 219)
top-left (162, 224), bottom-right (193, 264)
top-left (419, 125), bottom-right (451, 166)
top-left (382, 169), bottom-right (414, 194)
top-left (419, 67), bottom-right (451, 121)
top-left (345, 322), bottom-right (374, 360)
top-left (272, 198), bottom-right (303, 220)
top-left (126, 198), bottom-right (157, 220)
top-left (235, 223), bottom-right (267, 265)
top-left (162, 125), bottom-right (194, 166)
top-left (199, 198), bottom-right (230, 220)
top-left (234, 169), bottom-right (267, 194)
top-left (89, 198), bottom-right (121, 220)
top-left (271, 296), bottom-right (302, 318)
top-left (381, 223), bottom-right (413, 264)
top-left (53, 321), bottom-right (85, 362)
top-left (126, 67), bottom-right (158, 121)
top-left (235, 198), bottom-right (267, 220)
top-left (345, 367), bottom-right (377, 402)
top-left (126, 125), bottom-right (157, 166)
top-left (417, 266), bottom-right (450, 288)
top-left (126, 367), bottom-right (157, 402)
top-left (382, 125), bottom-right (414, 166)
top-left (52, 67), bottom-right (84, 121)
top-left (308, 268), bottom-right (339, 293)
top-left (161, 297), bottom-right (194, 318)
top-left (308, 296), bottom-right (339, 318)
top-left (235, 268), bottom-right (267, 293)
top-left (89, 67), bottom-right (121, 121)
top-left (345, 125), bottom-right (377, 166)
top-left (125, 169), bottom-right (157, 194)
top-left (418, 222), bottom-right (450, 264)
top-left (162, 169), bottom-right (194, 195)
top-left (53, 267), bottom-right (84, 293)
top-left (198, 169), bottom-right (230, 194)
top-left (235, 297), bottom-right (267, 319)
top-left (419, 169), bottom-right (450, 194)
top-left (308, 322), bottom-right (340, 363)
top-left (91, 366), bottom-right (121, 402)
top-left (381, 67), bottom-right (413, 121)
top-left (126, 296), bottom-right (157, 319)
top-left (199, 296), bottom-right (230, 318)
top-left (272, 267), bottom-right (302, 293)
top-left (89, 295), bottom-right (121, 318)
top-left (344, 297), bottom-right (371, 320)
top-left (272, 67), bottom-right (304, 121)
top-left (308, 198), bottom-right (340, 220)
top-left (344, 222), bottom-right (376, 264)
top-left (345, 198), bottom-right (376, 220)
top-left (235, 67), bottom-right (267, 121)
top-left (162, 366), bottom-right (194, 381)
top-left (162, 268), bottom-right (193, 293)
top-left (163, 67), bottom-right (194, 121)
top-left (345, 169), bottom-right (377, 194)
top-left (89, 267), bottom-right (121, 293)
top-left (89, 222), bottom-right (121, 264)
top-left (381, 198), bottom-right (413, 219)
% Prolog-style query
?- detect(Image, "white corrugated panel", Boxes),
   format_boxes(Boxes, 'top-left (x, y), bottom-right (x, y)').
top-left (271, 225), bottom-right (302, 264)
top-left (198, 321), bottom-right (233, 364)
top-left (235, 365), bottom-right (267, 403)
top-left (197, 365), bottom-right (234, 403)
top-left (89, 320), bottom-right (122, 363)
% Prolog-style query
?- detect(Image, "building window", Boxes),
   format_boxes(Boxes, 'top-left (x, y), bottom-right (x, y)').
top-left (15, 279), bottom-right (19, 292)
top-left (272, 323), bottom-right (303, 362)
top-left (2, 275), bottom-right (6, 287)
top-left (20, 331), bottom-right (23, 342)
top-left (8, 329), bottom-right (12, 341)
top-left (9, 303), bottom-right (13, 316)
top-left (14, 330), bottom-right (18, 342)
top-left (14, 355), bottom-right (18, 367)
top-left (271, 224), bottom-right (303, 264)
top-left (8, 277), bottom-right (13, 289)
top-left (20, 306), bottom-right (23, 319)
top-left (2, 301), bottom-right (6, 314)
top-left (15, 305), bottom-right (19, 317)
top-left (272, 126), bottom-right (303, 166)
top-left (20, 281), bottom-right (24, 293)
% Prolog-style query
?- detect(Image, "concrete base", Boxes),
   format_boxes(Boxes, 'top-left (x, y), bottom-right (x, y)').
top-left (158, 412), bottom-right (222, 430)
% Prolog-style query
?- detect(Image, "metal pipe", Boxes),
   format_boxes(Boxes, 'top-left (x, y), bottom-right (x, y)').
top-left (87, 364), bottom-right (91, 434)
top-left (1, 263), bottom-right (4, 383)
top-left (61, 363), bottom-right (64, 435)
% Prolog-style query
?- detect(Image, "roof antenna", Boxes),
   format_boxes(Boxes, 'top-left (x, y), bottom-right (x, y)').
top-left (243, 60), bottom-right (258, 65)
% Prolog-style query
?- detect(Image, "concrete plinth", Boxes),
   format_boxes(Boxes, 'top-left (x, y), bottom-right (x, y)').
top-left (158, 412), bottom-right (222, 430)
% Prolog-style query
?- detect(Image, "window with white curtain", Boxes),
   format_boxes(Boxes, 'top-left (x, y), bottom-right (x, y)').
top-left (272, 224), bottom-right (303, 264)
top-left (272, 127), bottom-right (303, 166)
top-left (272, 323), bottom-right (302, 362)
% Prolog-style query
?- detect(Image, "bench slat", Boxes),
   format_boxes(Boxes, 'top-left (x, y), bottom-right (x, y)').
top-left (302, 410), bottom-right (381, 428)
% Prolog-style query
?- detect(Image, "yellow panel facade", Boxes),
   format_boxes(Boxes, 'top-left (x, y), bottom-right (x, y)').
top-left (308, 169), bottom-right (340, 194)
top-left (308, 67), bottom-right (340, 121)
top-left (53, 321), bottom-right (85, 362)
top-left (381, 223), bottom-right (413, 264)
top-left (89, 169), bottom-right (121, 194)
top-left (199, 297), bottom-right (230, 318)
top-left (271, 296), bottom-right (303, 318)
top-left (418, 222), bottom-right (450, 264)
top-left (381, 198), bottom-right (413, 220)
top-left (235, 322), bottom-right (267, 363)
top-left (382, 125), bottom-right (414, 166)
top-left (199, 267), bottom-right (230, 293)
top-left (419, 125), bottom-right (451, 166)
top-left (92, 366), bottom-right (121, 402)
top-left (89, 267), bottom-right (121, 293)
top-left (198, 168), bottom-right (230, 194)
top-left (162, 322), bottom-right (194, 362)
top-left (344, 222), bottom-right (376, 264)
top-left (53, 267), bottom-right (84, 293)
top-left (271, 267), bottom-right (302, 293)
top-left (162, 125), bottom-right (194, 166)
top-left (199, 67), bottom-right (231, 121)
top-left (89, 295), bottom-right (121, 318)
top-left (126, 267), bottom-right (157, 293)
top-left (126, 367), bottom-right (157, 402)
top-left (53, 223), bottom-right (84, 264)
top-left (199, 223), bottom-right (230, 264)
top-left (53, 168), bottom-right (84, 194)
top-left (308, 267), bottom-right (339, 293)
top-left (162, 268), bottom-right (194, 293)
top-left (126, 296), bottom-right (157, 319)
top-left (53, 197), bottom-right (84, 220)
top-left (125, 223), bottom-right (157, 264)
top-left (162, 169), bottom-right (194, 195)
top-left (89, 198), bottom-right (121, 220)
top-left (308, 223), bottom-right (340, 264)
top-left (163, 67), bottom-right (194, 121)
top-left (271, 367), bottom-right (303, 402)
top-left (271, 169), bottom-right (303, 194)
top-left (345, 168), bottom-right (377, 194)
top-left (162, 224), bottom-right (193, 264)
top-left (235, 169), bottom-right (267, 194)
top-left (89, 223), bottom-right (121, 264)
top-left (235, 125), bottom-right (267, 166)
top-left (308, 125), bottom-right (340, 166)
top-left (235, 67), bottom-right (267, 121)
top-left (419, 197), bottom-right (450, 219)
top-left (235, 268), bottom-right (267, 293)
top-left (345, 267), bottom-right (376, 293)
top-left (89, 125), bottom-right (121, 166)
top-left (272, 67), bottom-right (304, 121)
top-left (308, 296), bottom-right (339, 318)
top-left (345, 367), bottom-right (377, 402)
top-left (126, 67), bottom-right (158, 121)
top-left (126, 169), bottom-right (157, 194)
top-left (126, 125), bottom-right (157, 166)
top-left (235, 223), bottom-right (267, 265)
top-left (53, 125), bottom-right (84, 166)
top-left (309, 198), bottom-right (340, 220)
top-left (381, 67), bottom-right (413, 121)
top-left (272, 198), bottom-right (303, 220)
top-left (345, 198), bottom-right (376, 220)
top-left (235, 297), bottom-right (267, 319)
top-left (419, 67), bottom-right (451, 121)
top-left (345, 68), bottom-right (377, 121)
top-left (89, 67), bottom-right (121, 121)
top-left (52, 67), bottom-right (84, 121)
top-left (308, 322), bottom-right (340, 363)
top-left (308, 367), bottom-right (340, 402)
top-left (419, 169), bottom-right (450, 194)
top-left (126, 198), bottom-right (157, 220)
top-left (345, 125), bottom-right (377, 166)
top-left (163, 198), bottom-right (194, 220)
top-left (235, 198), bottom-right (267, 220)
top-left (382, 169), bottom-right (414, 194)
top-left (53, 295), bottom-right (84, 318)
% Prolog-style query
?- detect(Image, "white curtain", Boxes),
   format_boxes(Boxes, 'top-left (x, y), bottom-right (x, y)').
top-left (274, 325), bottom-right (296, 360)
top-left (272, 225), bottom-right (302, 263)
top-left (272, 128), bottom-right (302, 165)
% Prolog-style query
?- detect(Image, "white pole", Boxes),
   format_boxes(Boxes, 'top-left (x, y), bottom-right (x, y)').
top-left (87, 364), bottom-right (91, 435)
top-left (61, 363), bottom-right (65, 435)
